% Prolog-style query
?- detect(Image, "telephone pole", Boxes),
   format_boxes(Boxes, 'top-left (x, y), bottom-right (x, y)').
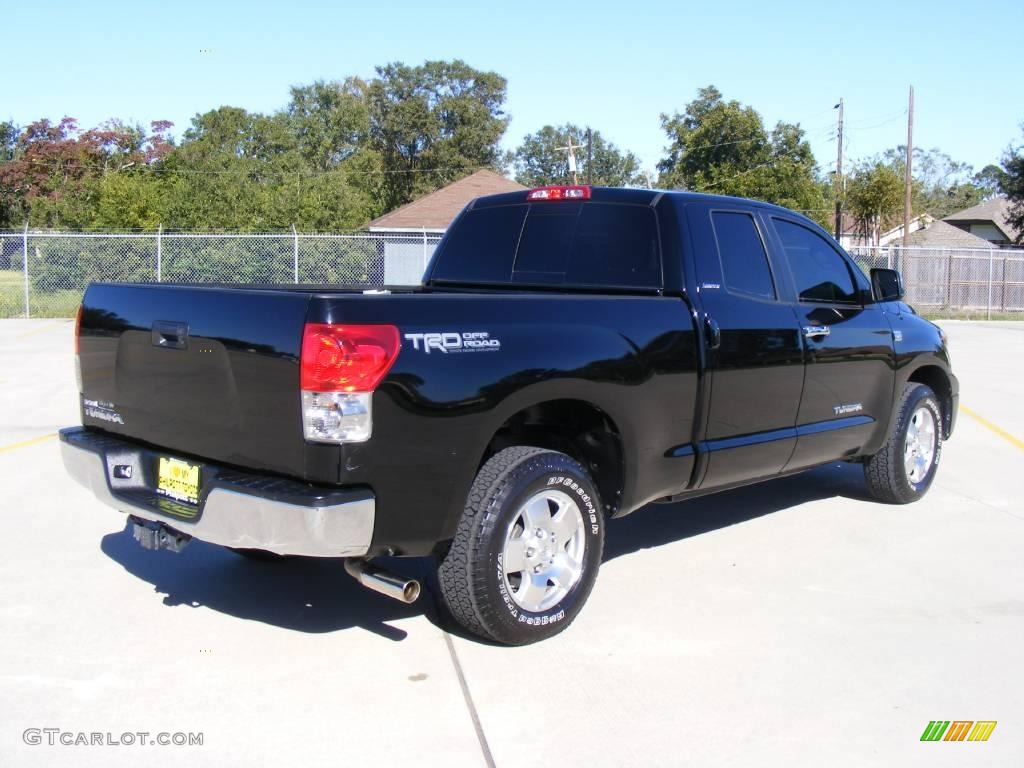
top-left (555, 136), bottom-right (585, 185)
top-left (586, 128), bottom-right (593, 185)
top-left (903, 86), bottom-right (914, 247)
top-left (833, 98), bottom-right (844, 241)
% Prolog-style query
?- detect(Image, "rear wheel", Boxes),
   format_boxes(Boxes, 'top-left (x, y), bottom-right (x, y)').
top-left (437, 447), bottom-right (604, 645)
top-left (864, 383), bottom-right (943, 503)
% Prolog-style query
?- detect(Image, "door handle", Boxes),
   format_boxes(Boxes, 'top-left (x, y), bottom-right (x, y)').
top-left (803, 325), bottom-right (830, 339)
top-left (152, 320), bottom-right (189, 350)
top-left (704, 316), bottom-right (721, 350)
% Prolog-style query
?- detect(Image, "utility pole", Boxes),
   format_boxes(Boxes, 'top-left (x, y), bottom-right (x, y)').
top-left (555, 136), bottom-right (585, 185)
top-left (586, 128), bottom-right (593, 185)
top-left (903, 86), bottom-right (914, 247)
top-left (833, 98), bottom-right (844, 241)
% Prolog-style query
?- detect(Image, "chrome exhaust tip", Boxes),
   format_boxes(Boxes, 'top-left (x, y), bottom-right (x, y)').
top-left (344, 559), bottom-right (421, 604)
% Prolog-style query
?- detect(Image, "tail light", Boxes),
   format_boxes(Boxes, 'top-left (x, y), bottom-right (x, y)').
top-left (299, 323), bottom-right (400, 443)
top-left (527, 185), bottom-right (591, 201)
top-left (74, 304), bottom-right (83, 392)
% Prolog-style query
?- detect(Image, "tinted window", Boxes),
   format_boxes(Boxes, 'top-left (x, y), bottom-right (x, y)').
top-left (513, 203), bottom-right (660, 288)
top-left (773, 218), bottom-right (858, 303)
top-left (565, 204), bottom-right (660, 287)
top-left (711, 211), bottom-right (775, 298)
top-left (513, 204), bottom-right (579, 274)
top-left (430, 205), bottom-right (527, 282)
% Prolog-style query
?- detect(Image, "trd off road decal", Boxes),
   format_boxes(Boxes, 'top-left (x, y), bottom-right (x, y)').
top-left (403, 331), bottom-right (501, 354)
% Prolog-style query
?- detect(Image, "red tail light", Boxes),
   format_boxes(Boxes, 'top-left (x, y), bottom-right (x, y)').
top-left (527, 185), bottom-right (591, 201)
top-left (300, 324), bottom-right (400, 393)
top-left (74, 304), bottom-right (83, 355)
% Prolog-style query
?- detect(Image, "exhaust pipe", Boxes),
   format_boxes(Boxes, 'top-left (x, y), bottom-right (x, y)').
top-left (344, 559), bottom-right (421, 604)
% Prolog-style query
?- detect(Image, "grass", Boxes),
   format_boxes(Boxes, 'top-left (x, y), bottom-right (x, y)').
top-left (0, 270), bottom-right (27, 318)
top-left (0, 270), bottom-right (80, 318)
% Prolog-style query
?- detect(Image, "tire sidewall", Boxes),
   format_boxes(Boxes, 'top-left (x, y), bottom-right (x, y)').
top-left (898, 387), bottom-right (943, 497)
top-left (479, 454), bottom-right (603, 643)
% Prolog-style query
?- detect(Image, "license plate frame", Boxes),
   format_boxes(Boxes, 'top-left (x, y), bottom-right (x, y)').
top-left (155, 456), bottom-right (201, 506)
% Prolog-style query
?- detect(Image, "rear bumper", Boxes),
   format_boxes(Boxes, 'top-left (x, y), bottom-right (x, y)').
top-left (59, 427), bottom-right (374, 557)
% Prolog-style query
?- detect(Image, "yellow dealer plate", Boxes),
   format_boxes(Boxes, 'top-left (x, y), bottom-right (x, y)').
top-left (156, 457), bottom-right (200, 506)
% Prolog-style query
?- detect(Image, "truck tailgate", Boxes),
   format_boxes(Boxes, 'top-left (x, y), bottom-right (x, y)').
top-left (77, 283), bottom-right (337, 482)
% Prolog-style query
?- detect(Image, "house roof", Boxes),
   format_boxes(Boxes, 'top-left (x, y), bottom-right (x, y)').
top-left (368, 169), bottom-right (526, 231)
top-left (943, 196), bottom-right (1019, 241)
top-left (904, 219), bottom-right (997, 248)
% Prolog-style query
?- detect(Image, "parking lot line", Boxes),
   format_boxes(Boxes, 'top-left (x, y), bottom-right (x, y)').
top-left (960, 405), bottom-right (1024, 452)
top-left (0, 432), bottom-right (56, 454)
top-left (15, 320), bottom-right (72, 339)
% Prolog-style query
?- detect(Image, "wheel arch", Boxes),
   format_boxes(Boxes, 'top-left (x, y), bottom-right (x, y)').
top-left (905, 363), bottom-right (954, 438)
top-left (479, 397), bottom-right (626, 518)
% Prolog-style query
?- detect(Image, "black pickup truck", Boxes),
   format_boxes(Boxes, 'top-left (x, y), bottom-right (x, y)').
top-left (61, 185), bottom-right (958, 644)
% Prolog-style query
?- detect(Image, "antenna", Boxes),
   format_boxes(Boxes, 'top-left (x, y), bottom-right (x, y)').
top-left (834, 98), bottom-right (844, 241)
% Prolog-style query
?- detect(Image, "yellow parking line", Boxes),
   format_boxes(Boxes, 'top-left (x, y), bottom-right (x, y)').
top-left (15, 320), bottom-right (73, 339)
top-left (960, 405), bottom-right (1024, 452)
top-left (0, 432), bottom-right (56, 454)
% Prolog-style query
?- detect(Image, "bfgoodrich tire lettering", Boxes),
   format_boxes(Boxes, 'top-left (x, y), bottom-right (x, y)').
top-left (864, 382), bottom-right (943, 504)
top-left (437, 447), bottom-right (604, 645)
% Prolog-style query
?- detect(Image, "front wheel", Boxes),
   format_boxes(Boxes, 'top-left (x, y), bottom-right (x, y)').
top-left (437, 447), bottom-right (605, 645)
top-left (864, 382), bottom-right (943, 503)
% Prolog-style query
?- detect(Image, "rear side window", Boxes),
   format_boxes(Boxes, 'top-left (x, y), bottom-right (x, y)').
top-left (431, 202), bottom-right (661, 289)
top-left (773, 218), bottom-right (858, 304)
top-left (710, 211), bottom-right (775, 299)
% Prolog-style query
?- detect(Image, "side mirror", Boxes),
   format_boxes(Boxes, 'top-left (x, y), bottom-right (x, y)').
top-left (870, 268), bottom-right (904, 302)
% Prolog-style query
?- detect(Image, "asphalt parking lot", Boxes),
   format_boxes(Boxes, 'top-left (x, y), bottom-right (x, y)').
top-left (1, 318), bottom-right (1021, 767)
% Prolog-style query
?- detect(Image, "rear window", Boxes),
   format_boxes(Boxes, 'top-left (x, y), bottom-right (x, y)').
top-left (429, 205), bottom-right (527, 283)
top-left (431, 202), bottom-right (661, 289)
top-left (711, 211), bottom-right (775, 299)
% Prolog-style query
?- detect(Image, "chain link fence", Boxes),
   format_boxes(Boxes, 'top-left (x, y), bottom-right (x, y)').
top-left (848, 245), bottom-right (1024, 317)
top-left (0, 229), bottom-right (442, 318)
top-left (2, 231), bottom-right (1023, 319)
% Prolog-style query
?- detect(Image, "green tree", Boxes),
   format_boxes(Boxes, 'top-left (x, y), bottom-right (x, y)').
top-left (158, 107), bottom-right (269, 230)
top-left (159, 106), bottom-right (374, 231)
top-left (975, 164), bottom-right (1007, 198)
top-left (995, 126), bottom-right (1024, 244)
top-left (657, 86), bottom-right (828, 225)
top-left (882, 146), bottom-right (984, 219)
top-left (846, 162), bottom-right (904, 245)
top-left (285, 78), bottom-right (370, 171)
top-left (512, 124), bottom-right (645, 187)
top-left (366, 59), bottom-right (509, 213)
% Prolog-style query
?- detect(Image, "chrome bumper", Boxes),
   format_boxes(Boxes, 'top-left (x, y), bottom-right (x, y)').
top-left (60, 430), bottom-right (374, 557)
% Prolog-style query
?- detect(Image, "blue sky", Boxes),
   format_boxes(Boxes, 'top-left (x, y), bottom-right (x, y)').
top-left (4, 0), bottom-right (1022, 177)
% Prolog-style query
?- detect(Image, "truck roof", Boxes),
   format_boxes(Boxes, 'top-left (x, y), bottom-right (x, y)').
top-left (468, 186), bottom-right (813, 221)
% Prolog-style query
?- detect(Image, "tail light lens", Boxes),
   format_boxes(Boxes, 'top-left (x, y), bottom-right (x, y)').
top-left (300, 324), bottom-right (400, 443)
top-left (74, 304), bottom-right (83, 392)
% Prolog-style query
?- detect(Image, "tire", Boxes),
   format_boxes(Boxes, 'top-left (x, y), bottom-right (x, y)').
top-left (864, 382), bottom-right (943, 504)
top-left (437, 447), bottom-right (605, 645)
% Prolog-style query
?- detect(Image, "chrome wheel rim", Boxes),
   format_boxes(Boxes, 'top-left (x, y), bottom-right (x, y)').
top-left (501, 489), bottom-right (586, 613)
top-left (904, 406), bottom-right (937, 485)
